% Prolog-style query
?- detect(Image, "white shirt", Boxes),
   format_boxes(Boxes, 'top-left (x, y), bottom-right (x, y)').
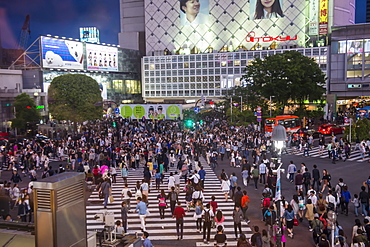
top-left (168, 176), bottom-right (175, 187)
top-left (174, 174), bottom-right (181, 185)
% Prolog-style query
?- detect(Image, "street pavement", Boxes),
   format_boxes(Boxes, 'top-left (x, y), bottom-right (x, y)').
top-left (1, 137), bottom-right (368, 247)
top-left (213, 143), bottom-right (369, 247)
top-left (85, 157), bottom-right (253, 247)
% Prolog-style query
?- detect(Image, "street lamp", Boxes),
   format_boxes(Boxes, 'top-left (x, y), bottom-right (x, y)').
top-left (239, 96), bottom-right (243, 111)
top-left (328, 210), bottom-right (337, 247)
top-left (270, 95), bottom-right (275, 117)
top-left (230, 97), bottom-right (233, 122)
top-left (271, 124), bottom-right (287, 247)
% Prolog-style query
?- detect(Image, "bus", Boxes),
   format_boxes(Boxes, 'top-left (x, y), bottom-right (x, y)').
top-left (264, 115), bottom-right (301, 133)
top-left (356, 106), bottom-right (370, 119)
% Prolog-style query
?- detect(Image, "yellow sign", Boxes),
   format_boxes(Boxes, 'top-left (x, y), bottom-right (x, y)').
top-left (319, 0), bottom-right (328, 23)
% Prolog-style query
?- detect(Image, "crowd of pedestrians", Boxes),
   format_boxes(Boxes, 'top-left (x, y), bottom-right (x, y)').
top-left (0, 117), bottom-right (369, 247)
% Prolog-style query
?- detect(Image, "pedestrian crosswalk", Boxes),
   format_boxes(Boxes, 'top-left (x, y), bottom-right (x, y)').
top-left (284, 146), bottom-right (368, 162)
top-left (85, 159), bottom-right (252, 246)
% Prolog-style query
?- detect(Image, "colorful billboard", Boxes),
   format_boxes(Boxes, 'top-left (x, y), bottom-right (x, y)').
top-left (86, 43), bottom-right (118, 71)
top-left (41, 36), bottom-right (84, 69)
top-left (144, 0), bottom-right (307, 53)
top-left (80, 27), bottom-right (100, 44)
top-left (119, 104), bottom-right (182, 120)
top-left (319, 0), bottom-right (329, 35)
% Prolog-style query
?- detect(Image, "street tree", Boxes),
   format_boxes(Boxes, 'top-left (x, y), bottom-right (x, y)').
top-left (242, 50), bottom-right (326, 110)
top-left (11, 93), bottom-right (41, 131)
top-left (48, 74), bottom-right (103, 125)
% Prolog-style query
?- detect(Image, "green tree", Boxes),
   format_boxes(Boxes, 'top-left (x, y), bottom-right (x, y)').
top-left (242, 50), bottom-right (326, 110)
top-left (48, 74), bottom-right (103, 125)
top-left (11, 93), bottom-right (41, 130)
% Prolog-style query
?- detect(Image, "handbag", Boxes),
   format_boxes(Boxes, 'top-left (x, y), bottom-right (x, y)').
top-left (109, 195), bottom-right (115, 203)
top-left (293, 218), bottom-right (299, 226)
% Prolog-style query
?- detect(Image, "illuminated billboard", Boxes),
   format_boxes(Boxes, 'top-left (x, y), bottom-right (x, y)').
top-left (144, 0), bottom-right (308, 53)
top-left (119, 104), bottom-right (182, 120)
top-left (86, 43), bottom-right (118, 71)
top-left (319, 0), bottom-right (329, 35)
top-left (80, 27), bottom-right (100, 43)
top-left (41, 36), bottom-right (84, 69)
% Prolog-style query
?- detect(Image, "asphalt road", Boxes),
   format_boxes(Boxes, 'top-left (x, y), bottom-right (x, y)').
top-left (1, 137), bottom-right (368, 247)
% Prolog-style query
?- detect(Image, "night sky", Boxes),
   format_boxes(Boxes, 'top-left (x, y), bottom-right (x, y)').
top-left (0, 0), bottom-right (120, 49)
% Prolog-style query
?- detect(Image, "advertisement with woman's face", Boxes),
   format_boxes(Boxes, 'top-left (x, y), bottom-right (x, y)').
top-left (250, 0), bottom-right (284, 20)
top-left (180, 0), bottom-right (209, 25)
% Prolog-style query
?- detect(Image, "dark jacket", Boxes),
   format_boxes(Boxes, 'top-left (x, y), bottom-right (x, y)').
top-left (312, 168), bottom-right (320, 180)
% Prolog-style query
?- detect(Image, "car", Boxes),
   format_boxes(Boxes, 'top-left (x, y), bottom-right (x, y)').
top-left (317, 124), bottom-right (345, 135)
top-left (297, 127), bottom-right (320, 139)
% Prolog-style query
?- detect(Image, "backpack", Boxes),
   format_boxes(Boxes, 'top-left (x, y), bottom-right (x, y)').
top-left (127, 190), bottom-right (132, 197)
top-left (171, 191), bottom-right (177, 202)
top-left (314, 220), bottom-right (323, 237)
top-left (255, 234), bottom-right (262, 247)
top-left (204, 210), bottom-right (211, 222)
top-left (263, 197), bottom-right (271, 208)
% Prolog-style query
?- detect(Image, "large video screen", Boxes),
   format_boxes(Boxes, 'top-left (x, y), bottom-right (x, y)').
top-left (86, 44), bottom-right (118, 71)
top-left (144, 0), bottom-right (308, 53)
top-left (119, 104), bottom-right (182, 120)
top-left (41, 36), bottom-right (84, 70)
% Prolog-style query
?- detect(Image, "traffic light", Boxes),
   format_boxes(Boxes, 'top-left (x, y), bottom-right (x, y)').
top-left (184, 119), bottom-right (194, 128)
top-left (112, 122), bottom-right (117, 127)
top-left (26, 106), bottom-right (31, 109)
top-left (199, 120), bottom-right (203, 125)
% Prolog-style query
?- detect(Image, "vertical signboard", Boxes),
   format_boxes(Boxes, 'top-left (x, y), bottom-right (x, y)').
top-left (319, 0), bottom-right (329, 35)
top-left (309, 0), bottom-right (319, 35)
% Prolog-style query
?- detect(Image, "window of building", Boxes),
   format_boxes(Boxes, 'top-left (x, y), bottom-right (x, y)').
top-left (161, 64), bottom-right (165, 69)
top-left (190, 77), bottom-right (195, 82)
top-left (234, 60), bottom-right (240, 66)
top-left (221, 61), bottom-right (227, 67)
top-left (208, 62), bottom-right (214, 67)
top-left (190, 62), bottom-right (195, 68)
top-left (150, 64), bottom-right (155, 70)
top-left (172, 63), bottom-right (177, 69)
top-left (184, 77), bottom-right (189, 82)
top-left (184, 70), bottom-right (189, 76)
top-left (184, 63), bottom-right (189, 68)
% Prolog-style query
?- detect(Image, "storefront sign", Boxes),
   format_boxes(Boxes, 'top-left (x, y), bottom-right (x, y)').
top-left (245, 31), bottom-right (298, 42)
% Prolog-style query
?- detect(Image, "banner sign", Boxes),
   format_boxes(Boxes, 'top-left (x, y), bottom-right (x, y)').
top-left (119, 104), bottom-right (182, 120)
top-left (319, 0), bottom-right (329, 35)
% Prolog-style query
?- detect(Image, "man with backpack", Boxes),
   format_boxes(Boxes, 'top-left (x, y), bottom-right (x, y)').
top-left (232, 205), bottom-right (244, 240)
top-left (202, 203), bottom-right (214, 244)
top-left (250, 226), bottom-right (263, 247)
top-left (167, 186), bottom-right (178, 215)
top-left (335, 178), bottom-right (347, 213)
top-left (311, 213), bottom-right (324, 246)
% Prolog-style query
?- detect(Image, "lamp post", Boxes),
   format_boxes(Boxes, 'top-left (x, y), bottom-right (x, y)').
top-left (230, 97), bottom-right (233, 122)
top-left (270, 95), bottom-right (275, 117)
top-left (239, 96), bottom-right (243, 111)
top-left (271, 124), bottom-right (287, 247)
top-left (328, 210), bottom-right (337, 247)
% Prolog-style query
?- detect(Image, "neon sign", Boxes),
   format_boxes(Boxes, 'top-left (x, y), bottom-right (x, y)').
top-left (245, 31), bottom-right (298, 43)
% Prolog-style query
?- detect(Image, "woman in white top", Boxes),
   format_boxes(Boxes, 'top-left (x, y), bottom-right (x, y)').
top-left (221, 178), bottom-right (230, 202)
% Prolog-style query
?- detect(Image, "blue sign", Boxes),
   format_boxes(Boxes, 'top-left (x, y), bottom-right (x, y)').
top-left (194, 107), bottom-right (200, 113)
top-left (115, 107), bottom-right (120, 114)
top-left (257, 117), bottom-right (262, 122)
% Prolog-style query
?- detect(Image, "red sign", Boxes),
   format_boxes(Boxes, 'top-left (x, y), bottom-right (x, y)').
top-left (246, 31), bottom-right (298, 43)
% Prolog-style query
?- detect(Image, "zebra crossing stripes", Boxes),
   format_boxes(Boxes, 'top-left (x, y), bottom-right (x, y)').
top-left (284, 146), bottom-right (368, 162)
top-left (85, 163), bottom-right (252, 246)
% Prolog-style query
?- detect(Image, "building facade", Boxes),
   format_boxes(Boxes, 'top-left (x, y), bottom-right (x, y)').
top-left (119, 0), bottom-right (355, 103)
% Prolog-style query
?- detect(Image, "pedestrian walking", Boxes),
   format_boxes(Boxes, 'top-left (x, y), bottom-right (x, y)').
top-left (121, 183), bottom-right (132, 211)
top-left (157, 189), bottom-right (167, 219)
top-left (167, 186), bottom-right (178, 215)
top-left (202, 203), bottom-right (214, 244)
top-left (173, 202), bottom-right (186, 240)
top-left (120, 201), bottom-right (128, 233)
top-left (232, 205), bottom-right (243, 240)
top-left (251, 165), bottom-right (259, 190)
top-left (135, 197), bottom-right (148, 231)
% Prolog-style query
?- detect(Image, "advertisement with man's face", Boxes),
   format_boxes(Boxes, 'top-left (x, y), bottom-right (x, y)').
top-left (41, 36), bottom-right (84, 69)
top-left (250, 0), bottom-right (284, 20)
top-left (180, 0), bottom-right (209, 25)
top-left (144, 0), bottom-right (307, 53)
